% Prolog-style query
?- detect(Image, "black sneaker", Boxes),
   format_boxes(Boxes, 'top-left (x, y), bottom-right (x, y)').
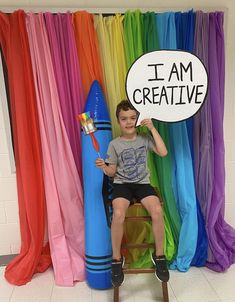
top-left (151, 254), bottom-right (169, 282)
top-left (111, 256), bottom-right (125, 287)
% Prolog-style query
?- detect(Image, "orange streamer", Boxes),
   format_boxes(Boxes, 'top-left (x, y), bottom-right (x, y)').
top-left (72, 11), bottom-right (105, 101)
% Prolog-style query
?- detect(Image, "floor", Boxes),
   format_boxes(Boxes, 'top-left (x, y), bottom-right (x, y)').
top-left (1, 265), bottom-right (235, 302)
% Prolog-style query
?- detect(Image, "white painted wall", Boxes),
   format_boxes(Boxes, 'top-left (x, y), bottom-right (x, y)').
top-left (0, 0), bottom-right (234, 256)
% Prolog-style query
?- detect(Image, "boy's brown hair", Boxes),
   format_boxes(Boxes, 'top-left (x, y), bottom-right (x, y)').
top-left (116, 100), bottom-right (137, 119)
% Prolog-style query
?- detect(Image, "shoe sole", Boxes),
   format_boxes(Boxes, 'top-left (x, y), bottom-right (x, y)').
top-left (112, 275), bottom-right (125, 288)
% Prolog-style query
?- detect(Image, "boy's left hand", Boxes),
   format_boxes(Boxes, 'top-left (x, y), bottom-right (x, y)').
top-left (140, 119), bottom-right (154, 131)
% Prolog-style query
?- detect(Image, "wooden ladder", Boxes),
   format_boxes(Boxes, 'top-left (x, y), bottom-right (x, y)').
top-left (113, 203), bottom-right (169, 302)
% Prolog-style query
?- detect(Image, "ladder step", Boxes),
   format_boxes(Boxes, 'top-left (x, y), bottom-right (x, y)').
top-left (123, 268), bottom-right (155, 274)
top-left (125, 216), bottom-right (152, 221)
top-left (129, 203), bottom-right (145, 208)
top-left (122, 243), bottom-right (155, 248)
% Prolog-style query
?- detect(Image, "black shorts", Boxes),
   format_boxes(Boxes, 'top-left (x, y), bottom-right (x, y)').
top-left (112, 183), bottom-right (158, 203)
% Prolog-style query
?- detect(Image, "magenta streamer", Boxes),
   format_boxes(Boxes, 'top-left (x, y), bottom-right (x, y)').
top-left (44, 13), bottom-right (84, 180)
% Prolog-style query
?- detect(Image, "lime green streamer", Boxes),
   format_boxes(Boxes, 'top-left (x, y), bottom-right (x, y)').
top-left (123, 11), bottom-right (152, 268)
top-left (123, 10), bottom-right (143, 69)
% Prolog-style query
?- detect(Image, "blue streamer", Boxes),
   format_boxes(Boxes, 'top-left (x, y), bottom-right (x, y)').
top-left (175, 10), bottom-right (208, 266)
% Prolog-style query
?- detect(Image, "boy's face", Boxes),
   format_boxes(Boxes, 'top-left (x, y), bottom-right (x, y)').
top-left (118, 109), bottom-right (137, 136)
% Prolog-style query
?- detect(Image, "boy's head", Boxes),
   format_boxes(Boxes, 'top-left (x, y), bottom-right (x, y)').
top-left (116, 100), bottom-right (138, 136)
top-left (116, 100), bottom-right (137, 120)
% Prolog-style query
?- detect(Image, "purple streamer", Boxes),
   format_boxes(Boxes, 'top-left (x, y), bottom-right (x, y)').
top-left (193, 12), bottom-right (214, 223)
top-left (206, 12), bottom-right (235, 271)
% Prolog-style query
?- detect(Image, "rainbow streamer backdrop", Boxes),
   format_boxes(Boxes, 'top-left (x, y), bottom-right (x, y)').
top-left (0, 8), bottom-right (235, 287)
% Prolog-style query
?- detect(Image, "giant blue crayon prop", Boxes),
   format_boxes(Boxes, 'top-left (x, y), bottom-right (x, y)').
top-left (81, 80), bottom-right (112, 289)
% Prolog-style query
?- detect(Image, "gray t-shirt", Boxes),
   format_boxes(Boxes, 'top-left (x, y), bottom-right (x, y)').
top-left (105, 133), bottom-right (156, 184)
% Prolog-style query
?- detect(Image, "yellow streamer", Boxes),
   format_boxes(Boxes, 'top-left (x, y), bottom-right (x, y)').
top-left (94, 14), bottom-right (127, 138)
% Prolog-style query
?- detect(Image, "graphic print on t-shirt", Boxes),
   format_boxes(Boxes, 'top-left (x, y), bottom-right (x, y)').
top-left (120, 146), bottom-right (147, 181)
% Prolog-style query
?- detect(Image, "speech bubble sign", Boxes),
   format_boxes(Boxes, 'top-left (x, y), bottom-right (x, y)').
top-left (125, 50), bottom-right (208, 125)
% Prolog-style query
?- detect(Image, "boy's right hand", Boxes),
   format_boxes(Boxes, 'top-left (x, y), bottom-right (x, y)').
top-left (95, 158), bottom-right (106, 169)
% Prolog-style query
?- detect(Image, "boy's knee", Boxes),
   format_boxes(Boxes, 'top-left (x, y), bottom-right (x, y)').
top-left (151, 204), bottom-right (163, 220)
top-left (112, 208), bottom-right (126, 224)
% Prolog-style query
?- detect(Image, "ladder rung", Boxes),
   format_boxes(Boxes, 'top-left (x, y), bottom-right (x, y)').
top-left (129, 203), bottom-right (145, 208)
top-left (122, 243), bottom-right (155, 248)
top-left (123, 268), bottom-right (155, 274)
top-left (125, 216), bottom-right (151, 221)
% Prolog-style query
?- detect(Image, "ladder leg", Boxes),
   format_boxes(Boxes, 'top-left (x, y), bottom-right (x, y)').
top-left (113, 286), bottom-right (119, 302)
top-left (161, 282), bottom-right (169, 302)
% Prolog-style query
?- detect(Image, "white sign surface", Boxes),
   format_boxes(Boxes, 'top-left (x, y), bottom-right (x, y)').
top-left (125, 50), bottom-right (208, 125)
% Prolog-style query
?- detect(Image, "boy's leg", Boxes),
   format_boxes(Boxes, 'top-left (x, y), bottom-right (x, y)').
top-left (111, 197), bottom-right (130, 260)
top-left (141, 195), bottom-right (164, 256)
top-left (111, 197), bottom-right (129, 287)
top-left (141, 195), bottom-right (169, 282)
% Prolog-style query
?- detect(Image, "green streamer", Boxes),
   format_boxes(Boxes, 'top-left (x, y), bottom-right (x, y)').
top-left (123, 10), bottom-right (178, 267)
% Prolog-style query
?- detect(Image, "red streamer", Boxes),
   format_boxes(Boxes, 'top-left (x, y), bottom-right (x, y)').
top-left (0, 10), bottom-right (51, 285)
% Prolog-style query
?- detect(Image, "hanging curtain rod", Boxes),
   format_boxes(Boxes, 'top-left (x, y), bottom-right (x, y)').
top-left (0, 5), bottom-right (228, 43)
top-left (0, 6), bottom-right (227, 14)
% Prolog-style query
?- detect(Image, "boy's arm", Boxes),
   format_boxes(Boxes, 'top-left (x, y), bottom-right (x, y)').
top-left (140, 119), bottom-right (168, 157)
top-left (96, 158), bottom-right (117, 177)
top-left (150, 127), bottom-right (168, 156)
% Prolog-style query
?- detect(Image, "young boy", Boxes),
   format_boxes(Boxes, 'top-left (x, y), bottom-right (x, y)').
top-left (96, 100), bottom-right (169, 287)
